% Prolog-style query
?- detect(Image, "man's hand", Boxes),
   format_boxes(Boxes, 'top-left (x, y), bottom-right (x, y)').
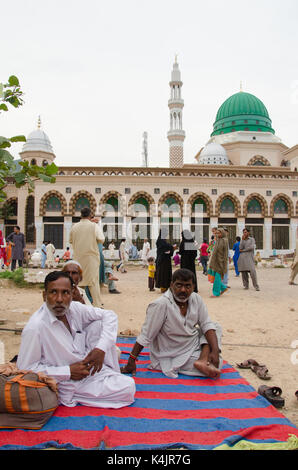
top-left (72, 286), bottom-right (85, 303)
top-left (82, 348), bottom-right (105, 376)
top-left (70, 361), bottom-right (91, 381)
top-left (120, 357), bottom-right (137, 376)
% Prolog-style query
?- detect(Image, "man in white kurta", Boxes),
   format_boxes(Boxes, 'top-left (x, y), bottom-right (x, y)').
top-left (121, 268), bottom-right (223, 379)
top-left (69, 207), bottom-right (105, 307)
top-left (17, 271), bottom-right (135, 408)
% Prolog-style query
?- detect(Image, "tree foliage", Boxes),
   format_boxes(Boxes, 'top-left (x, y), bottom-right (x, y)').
top-left (0, 76), bottom-right (58, 205)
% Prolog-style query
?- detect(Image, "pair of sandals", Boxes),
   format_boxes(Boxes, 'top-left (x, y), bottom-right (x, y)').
top-left (237, 359), bottom-right (285, 408)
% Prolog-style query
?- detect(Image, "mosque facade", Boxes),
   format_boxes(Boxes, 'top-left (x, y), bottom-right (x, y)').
top-left (1, 60), bottom-right (298, 257)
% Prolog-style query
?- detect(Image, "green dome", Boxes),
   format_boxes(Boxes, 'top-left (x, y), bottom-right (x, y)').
top-left (211, 91), bottom-right (275, 136)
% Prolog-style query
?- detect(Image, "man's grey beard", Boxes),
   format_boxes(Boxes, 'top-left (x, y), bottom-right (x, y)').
top-left (171, 291), bottom-right (190, 304)
top-left (46, 302), bottom-right (70, 317)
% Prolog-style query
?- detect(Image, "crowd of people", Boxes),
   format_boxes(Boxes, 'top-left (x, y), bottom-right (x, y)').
top-left (2, 206), bottom-right (297, 414)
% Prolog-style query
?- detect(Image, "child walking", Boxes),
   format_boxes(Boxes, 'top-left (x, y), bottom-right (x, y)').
top-left (147, 256), bottom-right (156, 291)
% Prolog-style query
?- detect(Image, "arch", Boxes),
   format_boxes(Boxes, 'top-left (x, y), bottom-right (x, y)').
top-left (3, 197), bottom-right (18, 217)
top-left (247, 155), bottom-right (271, 166)
top-left (215, 192), bottom-right (241, 217)
top-left (296, 200), bottom-right (298, 216)
top-left (187, 192), bottom-right (213, 217)
top-left (270, 193), bottom-right (294, 217)
top-left (128, 191), bottom-right (155, 215)
top-left (42, 160), bottom-right (48, 167)
top-left (158, 192), bottom-right (184, 216)
top-left (69, 190), bottom-right (97, 216)
top-left (39, 190), bottom-right (67, 216)
top-left (46, 195), bottom-right (62, 212)
top-left (99, 191), bottom-right (125, 215)
top-left (243, 193), bottom-right (268, 217)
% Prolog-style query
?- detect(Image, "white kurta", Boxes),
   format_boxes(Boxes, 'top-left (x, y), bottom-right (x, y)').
top-left (141, 242), bottom-right (150, 263)
top-left (17, 302), bottom-right (135, 408)
top-left (137, 290), bottom-right (222, 378)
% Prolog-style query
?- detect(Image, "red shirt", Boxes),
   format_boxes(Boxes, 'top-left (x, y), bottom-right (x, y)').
top-left (200, 243), bottom-right (209, 257)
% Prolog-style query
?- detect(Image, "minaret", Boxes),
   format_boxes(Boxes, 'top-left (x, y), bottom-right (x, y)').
top-left (167, 56), bottom-right (185, 168)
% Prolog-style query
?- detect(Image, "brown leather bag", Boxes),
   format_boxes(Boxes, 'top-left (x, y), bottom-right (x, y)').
top-left (0, 371), bottom-right (58, 429)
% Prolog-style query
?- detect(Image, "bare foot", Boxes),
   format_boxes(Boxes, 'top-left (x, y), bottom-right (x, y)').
top-left (194, 359), bottom-right (221, 378)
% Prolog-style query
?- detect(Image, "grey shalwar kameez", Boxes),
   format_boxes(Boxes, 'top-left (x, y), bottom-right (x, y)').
top-left (136, 290), bottom-right (222, 378)
top-left (237, 236), bottom-right (259, 290)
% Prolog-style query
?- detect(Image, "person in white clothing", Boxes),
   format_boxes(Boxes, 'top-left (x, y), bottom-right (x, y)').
top-left (17, 271), bottom-right (135, 408)
top-left (46, 241), bottom-right (56, 268)
top-left (141, 238), bottom-right (151, 268)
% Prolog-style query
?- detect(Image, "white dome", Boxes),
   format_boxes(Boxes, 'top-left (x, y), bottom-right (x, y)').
top-left (22, 128), bottom-right (54, 154)
top-left (198, 142), bottom-right (229, 165)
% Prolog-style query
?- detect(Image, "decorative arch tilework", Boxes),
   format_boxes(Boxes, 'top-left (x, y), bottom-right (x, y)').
top-left (99, 191), bottom-right (125, 215)
top-left (270, 193), bottom-right (294, 217)
top-left (39, 190), bottom-right (67, 216)
top-left (158, 192), bottom-right (184, 216)
top-left (247, 155), bottom-right (271, 166)
top-left (69, 190), bottom-right (97, 216)
top-left (187, 192), bottom-right (213, 217)
top-left (215, 192), bottom-right (241, 217)
top-left (243, 193), bottom-right (268, 217)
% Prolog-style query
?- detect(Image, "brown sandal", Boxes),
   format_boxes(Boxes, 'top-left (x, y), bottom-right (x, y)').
top-left (251, 364), bottom-right (271, 380)
top-left (236, 359), bottom-right (262, 369)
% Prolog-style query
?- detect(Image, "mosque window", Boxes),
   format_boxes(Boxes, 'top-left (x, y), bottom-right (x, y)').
top-left (154, 188), bottom-right (160, 194)
top-left (42, 160), bottom-right (48, 167)
top-left (31, 159), bottom-right (37, 165)
top-left (247, 198), bottom-right (262, 214)
top-left (212, 189), bottom-right (217, 195)
top-left (66, 187), bottom-right (72, 193)
top-left (220, 198), bottom-right (235, 213)
top-left (239, 190), bottom-right (245, 196)
top-left (75, 197), bottom-right (90, 212)
top-left (252, 160), bottom-right (266, 166)
top-left (95, 188), bottom-right (101, 194)
top-left (133, 197), bottom-right (149, 213)
top-left (183, 188), bottom-right (189, 194)
top-left (266, 190), bottom-right (272, 196)
top-left (274, 199), bottom-right (288, 214)
top-left (293, 191), bottom-right (297, 197)
top-left (244, 120), bottom-right (248, 124)
top-left (232, 121), bottom-right (236, 125)
top-left (256, 120), bottom-right (259, 124)
top-left (46, 196), bottom-right (61, 212)
top-left (192, 198), bottom-right (207, 213)
top-left (125, 188), bottom-right (131, 194)
top-left (105, 196), bottom-right (118, 212)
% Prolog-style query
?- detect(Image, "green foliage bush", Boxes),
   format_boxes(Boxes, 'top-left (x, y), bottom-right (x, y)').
top-left (0, 267), bottom-right (27, 287)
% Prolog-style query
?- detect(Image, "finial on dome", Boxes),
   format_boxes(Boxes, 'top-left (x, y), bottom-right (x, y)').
top-left (37, 115), bottom-right (41, 129)
top-left (240, 81), bottom-right (243, 92)
top-left (174, 53), bottom-right (178, 64)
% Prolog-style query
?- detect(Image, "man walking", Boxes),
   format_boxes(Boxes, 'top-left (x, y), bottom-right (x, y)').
top-left (238, 227), bottom-right (260, 291)
top-left (6, 226), bottom-right (25, 271)
top-left (69, 207), bottom-right (105, 307)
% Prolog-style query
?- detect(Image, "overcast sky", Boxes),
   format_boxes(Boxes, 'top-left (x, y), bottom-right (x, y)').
top-left (1, 0), bottom-right (298, 168)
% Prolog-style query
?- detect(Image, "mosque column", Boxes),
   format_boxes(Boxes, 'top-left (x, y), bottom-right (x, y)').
top-left (64, 217), bottom-right (73, 249)
top-left (264, 218), bottom-right (272, 257)
top-left (35, 216), bottom-right (43, 249)
top-left (150, 205), bottom-right (160, 249)
top-left (290, 220), bottom-right (298, 250)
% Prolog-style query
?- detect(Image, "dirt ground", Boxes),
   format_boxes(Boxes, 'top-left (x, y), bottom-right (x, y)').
top-left (0, 264), bottom-right (297, 427)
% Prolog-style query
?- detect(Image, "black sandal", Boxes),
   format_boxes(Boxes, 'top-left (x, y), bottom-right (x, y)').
top-left (258, 385), bottom-right (285, 408)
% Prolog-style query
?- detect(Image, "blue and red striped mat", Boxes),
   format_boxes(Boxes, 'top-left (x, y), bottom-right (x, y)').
top-left (0, 337), bottom-right (297, 450)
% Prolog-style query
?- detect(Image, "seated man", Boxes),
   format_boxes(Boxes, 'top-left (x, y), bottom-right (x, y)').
top-left (121, 268), bottom-right (222, 379)
top-left (17, 271), bottom-right (135, 408)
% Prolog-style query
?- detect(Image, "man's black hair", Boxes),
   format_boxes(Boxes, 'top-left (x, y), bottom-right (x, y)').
top-left (243, 227), bottom-right (250, 232)
top-left (236, 236), bottom-right (241, 242)
top-left (172, 268), bottom-right (195, 284)
top-left (15, 225), bottom-right (20, 231)
top-left (81, 207), bottom-right (91, 218)
top-left (44, 271), bottom-right (74, 291)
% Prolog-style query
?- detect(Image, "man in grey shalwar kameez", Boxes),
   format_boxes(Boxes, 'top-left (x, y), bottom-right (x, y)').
top-left (6, 226), bottom-right (25, 271)
top-left (121, 268), bottom-right (223, 379)
top-left (237, 227), bottom-right (260, 291)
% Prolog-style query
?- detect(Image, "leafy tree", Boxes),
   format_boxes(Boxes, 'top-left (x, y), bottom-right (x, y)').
top-left (0, 75), bottom-right (58, 207)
